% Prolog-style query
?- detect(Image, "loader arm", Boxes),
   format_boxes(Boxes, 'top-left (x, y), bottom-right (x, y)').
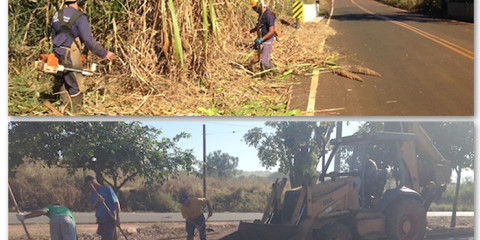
top-left (398, 122), bottom-right (452, 188)
top-left (388, 122), bottom-right (452, 210)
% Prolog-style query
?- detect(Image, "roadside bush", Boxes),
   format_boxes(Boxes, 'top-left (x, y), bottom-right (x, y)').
top-left (213, 187), bottom-right (269, 212)
top-left (121, 186), bottom-right (178, 212)
top-left (430, 180), bottom-right (474, 211)
top-left (8, 163), bottom-right (90, 211)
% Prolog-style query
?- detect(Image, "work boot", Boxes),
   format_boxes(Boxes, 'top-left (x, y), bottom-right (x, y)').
top-left (70, 93), bottom-right (84, 113)
top-left (59, 85), bottom-right (70, 105)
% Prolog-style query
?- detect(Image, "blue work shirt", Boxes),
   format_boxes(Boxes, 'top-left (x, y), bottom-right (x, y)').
top-left (52, 7), bottom-right (108, 59)
top-left (90, 186), bottom-right (119, 219)
top-left (258, 9), bottom-right (276, 39)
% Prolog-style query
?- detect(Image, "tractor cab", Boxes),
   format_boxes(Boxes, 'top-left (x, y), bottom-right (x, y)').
top-left (321, 131), bottom-right (417, 209)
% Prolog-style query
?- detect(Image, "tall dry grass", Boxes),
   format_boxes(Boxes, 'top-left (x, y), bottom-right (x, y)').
top-left (9, 0), bottom-right (335, 116)
top-left (9, 163), bottom-right (276, 212)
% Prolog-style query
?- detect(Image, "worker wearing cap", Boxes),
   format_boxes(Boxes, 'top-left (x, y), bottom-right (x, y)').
top-left (52, 0), bottom-right (115, 112)
top-left (84, 175), bottom-right (121, 240)
top-left (179, 191), bottom-right (213, 240)
top-left (245, 0), bottom-right (276, 70)
top-left (17, 204), bottom-right (76, 240)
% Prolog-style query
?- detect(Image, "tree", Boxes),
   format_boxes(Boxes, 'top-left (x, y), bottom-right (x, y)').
top-left (421, 122), bottom-right (474, 227)
top-left (9, 122), bottom-right (196, 193)
top-left (348, 122), bottom-right (398, 171)
top-left (207, 150), bottom-right (239, 178)
top-left (243, 122), bottom-right (334, 188)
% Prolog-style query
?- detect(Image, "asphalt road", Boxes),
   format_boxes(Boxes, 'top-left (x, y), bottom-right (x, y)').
top-left (290, 0), bottom-right (473, 115)
top-left (8, 211), bottom-right (473, 224)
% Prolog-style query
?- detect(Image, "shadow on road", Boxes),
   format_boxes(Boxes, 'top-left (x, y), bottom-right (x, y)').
top-left (331, 12), bottom-right (471, 24)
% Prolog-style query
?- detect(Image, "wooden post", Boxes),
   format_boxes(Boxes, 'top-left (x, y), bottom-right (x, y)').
top-left (203, 124), bottom-right (207, 198)
top-left (8, 183), bottom-right (32, 240)
top-left (334, 121), bottom-right (342, 172)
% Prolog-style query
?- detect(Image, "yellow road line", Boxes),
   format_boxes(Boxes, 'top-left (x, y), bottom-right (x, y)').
top-left (306, 70), bottom-right (320, 116)
top-left (392, 21), bottom-right (473, 57)
top-left (350, 0), bottom-right (473, 60)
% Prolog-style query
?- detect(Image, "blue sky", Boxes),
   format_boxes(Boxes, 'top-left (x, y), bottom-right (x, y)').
top-left (144, 121), bottom-right (362, 172)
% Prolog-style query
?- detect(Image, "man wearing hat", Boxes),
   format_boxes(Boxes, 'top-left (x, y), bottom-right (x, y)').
top-left (84, 175), bottom-right (121, 240)
top-left (245, 0), bottom-right (276, 70)
top-left (179, 191), bottom-right (213, 240)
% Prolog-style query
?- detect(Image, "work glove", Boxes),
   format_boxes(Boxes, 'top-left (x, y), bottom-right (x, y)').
top-left (255, 38), bottom-right (263, 47)
top-left (17, 213), bottom-right (26, 222)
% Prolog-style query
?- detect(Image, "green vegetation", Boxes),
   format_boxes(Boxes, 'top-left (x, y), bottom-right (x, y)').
top-left (9, 122), bottom-right (196, 192)
top-left (207, 150), bottom-right (240, 178)
top-left (430, 180), bottom-right (474, 211)
top-left (244, 122), bottom-right (335, 187)
top-left (374, 0), bottom-right (453, 14)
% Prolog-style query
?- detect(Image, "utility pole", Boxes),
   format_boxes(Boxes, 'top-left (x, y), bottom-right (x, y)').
top-left (203, 124), bottom-right (207, 198)
top-left (334, 121), bottom-right (342, 172)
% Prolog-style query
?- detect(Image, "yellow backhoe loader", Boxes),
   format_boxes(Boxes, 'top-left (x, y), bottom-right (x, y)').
top-left (220, 123), bottom-right (452, 240)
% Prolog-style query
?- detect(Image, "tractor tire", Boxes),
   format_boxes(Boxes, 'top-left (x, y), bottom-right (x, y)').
top-left (385, 198), bottom-right (427, 240)
top-left (316, 222), bottom-right (352, 240)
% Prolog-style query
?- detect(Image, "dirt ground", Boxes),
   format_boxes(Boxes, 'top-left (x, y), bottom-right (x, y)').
top-left (9, 217), bottom-right (474, 240)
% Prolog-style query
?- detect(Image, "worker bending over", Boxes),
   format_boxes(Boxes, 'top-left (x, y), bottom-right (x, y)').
top-left (179, 191), bottom-right (213, 240)
top-left (17, 204), bottom-right (77, 240)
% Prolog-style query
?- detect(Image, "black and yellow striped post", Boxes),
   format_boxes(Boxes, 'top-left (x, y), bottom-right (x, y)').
top-left (292, 1), bottom-right (304, 29)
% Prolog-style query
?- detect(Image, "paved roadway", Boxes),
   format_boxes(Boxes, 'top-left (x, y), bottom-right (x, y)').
top-left (290, 0), bottom-right (473, 115)
top-left (8, 211), bottom-right (473, 224)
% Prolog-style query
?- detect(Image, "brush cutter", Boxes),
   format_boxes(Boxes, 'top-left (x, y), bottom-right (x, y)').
top-left (35, 53), bottom-right (129, 79)
top-left (90, 184), bottom-right (129, 240)
top-left (35, 53), bottom-right (99, 76)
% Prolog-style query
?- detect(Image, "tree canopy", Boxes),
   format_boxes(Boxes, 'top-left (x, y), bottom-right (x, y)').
top-left (244, 122), bottom-right (334, 188)
top-left (354, 122), bottom-right (474, 175)
top-left (9, 122), bottom-right (196, 192)
top-left (421, 122), bottom-right (474, 172)
top-left (207, 150), bottom-right (239, 178)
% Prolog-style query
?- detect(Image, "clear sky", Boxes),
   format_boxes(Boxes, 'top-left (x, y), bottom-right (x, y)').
top-left (144, 121), bottom-right (362, 172)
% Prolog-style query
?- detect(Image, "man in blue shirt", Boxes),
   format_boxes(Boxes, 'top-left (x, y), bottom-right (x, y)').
top-left (52, 0), bottom-right (115, 112)
top-left (245, 0), bottom-right (276, 70)
top-left (85, 175), bottom-right (121, 240)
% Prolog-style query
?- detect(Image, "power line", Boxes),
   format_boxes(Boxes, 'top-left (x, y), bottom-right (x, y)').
top-left (206, 130), bottom-right (250, 136)
top-left (207, 122), bottom-right (265, 129)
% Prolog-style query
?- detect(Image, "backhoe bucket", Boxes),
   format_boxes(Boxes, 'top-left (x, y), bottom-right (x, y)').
top-left (220, 221), bottom-right (299, 240)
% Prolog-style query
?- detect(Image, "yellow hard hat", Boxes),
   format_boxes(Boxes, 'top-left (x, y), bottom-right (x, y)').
top-left (250, 0), bottom-right (264, 7)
